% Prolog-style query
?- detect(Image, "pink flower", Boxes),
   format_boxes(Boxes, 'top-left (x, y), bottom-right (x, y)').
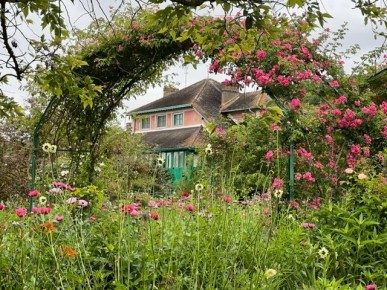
top-left (380, 101), bottom-right (387, 114)
top-left (363, 134), bottom-right (372, 145)
top-left (325, 134), bottom-right (334, 144)
top-left (295, 172), bottom-right (302, 181)
top-left (272, 177), bottom-right (283, 189)
top-left (15, 208), bottom-right (27, 218)
top-left (314, 161), bottom-right (324, 169)
top-left (209, 59), bottom-right (220, 73)
top-left (271, 123), bottom-right (281, 132)
top-left (354, 100), bottom-right (361, 106)
top-left (78, 199), bottom-right (88, 208)
top-left (256, 49), bottom-right (266, 61)
top-left (289, 200), bottom-right (300, 210)
top-left (302, 222), bottom-right (316, 229)
top-left (186, 204), bottom-right (195, 212)
top-left (265, 150), bottom-right (274, 162)
top-left (28, 190), bottom-right (40, 197)
top-left (383, 125), bottom-right (387, 139)
top-left (365, 284), bottom-right (377, 290)
top-left (289, 98), bottom-right (301, 110)
top-left (262, 207), bottom-right (271, 216)
top-left (331, 108), bottom-right (341, 116)
top-left (149, 211), bottom-right (160, 220)
top-left (66, 197), bottom-right (77, 204)
top-left (129, 210), bottom-right (141, 217)
top-left (361, 102), bottom-right (378, 117)
top-left (310, 197), bottom-right (321, 210)
top-left (122, 203), bottom-right (140, 214)
top-left (334, 95), bottom-right (347, 104)
top-left (32, 207), bottom-right (52, 215)
top-left (350, 144), bottom-right (361, 156)
top-left (0, 203), bottom-right (5, 211)
top-left (54, 215), bottom-right (64, 222)
top-left (297, 147), bottom-right (314, 160)
top-left (277, 75), bottom-right (291, 86)
top-left (329, 80), bottom-right (340, 88)
top-left (261, 192), bottom-right (270, 201)
top-left (303, 172), bottom-right (315, 182)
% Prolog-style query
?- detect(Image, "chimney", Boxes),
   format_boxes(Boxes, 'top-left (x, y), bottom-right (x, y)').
top-left (163, 85), bottom-right (178, 97)
top-left (221, 84), bottom-right (239, 107)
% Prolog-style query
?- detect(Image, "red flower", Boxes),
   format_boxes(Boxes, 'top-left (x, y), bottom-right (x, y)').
top-left (329, 80), bottom-right (340, 88)
top-left (181, 191), bottom-right (190, 198)
top-left (15, 208), bottom-right (27, 218)
top-left (222, 195), bottom-right (232, 203)
top-left (32, 207), bottom-right (52, 215)
top-left (186, 204), bottom-right (195, 212)
top-left (149, 211), bottom-right (160, 221)
top-left (28, 190), bottom-right (40, 197)
top-left (0, 203), bottom-right (5, 211)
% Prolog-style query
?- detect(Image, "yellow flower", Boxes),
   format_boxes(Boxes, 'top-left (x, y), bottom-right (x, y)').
top-left (265, 268), bottom-right (277, 279)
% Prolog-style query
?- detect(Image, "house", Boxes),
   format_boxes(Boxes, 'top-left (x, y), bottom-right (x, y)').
top-left (130, 78), bottom-right (269, 182)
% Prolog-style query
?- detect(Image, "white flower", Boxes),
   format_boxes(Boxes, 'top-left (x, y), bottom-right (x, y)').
top-left (265, 268), bottom-right (277, 279)
top-left (49, 144), bottom-right (57, 153)
top-left (358, 173), bottom-right (367, 180)
top-left (344, 168), bottom-right (354, 174)
top-left (99, 162), bottom-right (106, 167)
top-left (49, 187), bottom-right (62, 194)
top-left (318, 247), bottom-right (329, 259)
top-left (273, 189), bottom-right (283, 199)
top-left (206, 143), bottom-right (212, 149)
top-left (39, 196), bottom-right (47, 205)
top-left (287, 214), bottom-right (295, 221)
top-left (195, 183), bottom-right (204, 191)
top-left (156, 157), bottom-right (165, 166)
top-left (205, 147), bottom-right (213, 155)
top-left (42, 143), bottom-right (51, 153)
top-left (95, 166), bottom-right (101, 172)
top-left (60, 170), bottom-right (69, 177)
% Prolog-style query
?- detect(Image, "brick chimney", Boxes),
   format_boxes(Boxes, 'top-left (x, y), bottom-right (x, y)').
top-left (221, 84), bottom-right (239, 107)
top-left (163, 85), bottom-right (178, 97)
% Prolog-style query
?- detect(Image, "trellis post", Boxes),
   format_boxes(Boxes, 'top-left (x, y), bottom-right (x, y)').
top-left (29, 97), bottom-right (57, 212)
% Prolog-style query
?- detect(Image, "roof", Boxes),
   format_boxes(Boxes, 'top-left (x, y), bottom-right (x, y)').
top-left (130, 79), bottom-right (221, 118)
top-left (130, 78), bottom-right (270, 119)
top-left (141, 126), bottom-right (203, 150)
top-left (221, 91), bottom-right (269, 113)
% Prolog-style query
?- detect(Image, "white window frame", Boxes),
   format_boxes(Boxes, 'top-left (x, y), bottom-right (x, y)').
top-left (172, 112), bottom-right (184, 127)
top-left (156, 114), bottom-right (166, 128)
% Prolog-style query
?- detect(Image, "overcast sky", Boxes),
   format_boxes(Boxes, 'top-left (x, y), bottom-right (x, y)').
top-left (2, 0), bottom-right (385, 124)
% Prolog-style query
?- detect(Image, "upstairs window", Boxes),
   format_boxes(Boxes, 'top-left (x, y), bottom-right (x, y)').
top-left (157, 115), bottom-right (166, 127)
top-left (141, 117), bottom-right (150, 130)
top-left (173, 113), bottom-right (183, 126)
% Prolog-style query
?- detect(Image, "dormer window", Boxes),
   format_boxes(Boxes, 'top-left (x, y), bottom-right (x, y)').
top-left (141, 117), bottom-right (150, 130)
top-left (173, 113), bottom-right (183, 126)
top-left (157, 115), bottom-right (166, 127)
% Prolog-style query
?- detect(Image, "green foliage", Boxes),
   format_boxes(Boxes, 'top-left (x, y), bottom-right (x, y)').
top-left (304, 174), bottom-right (387, 286)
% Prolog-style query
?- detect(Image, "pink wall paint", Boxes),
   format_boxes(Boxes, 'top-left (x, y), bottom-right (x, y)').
top-left (132, 109), bottom-right (202, 132)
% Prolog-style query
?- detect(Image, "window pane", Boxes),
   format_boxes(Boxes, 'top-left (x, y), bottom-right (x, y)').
top-left (179, 151), bottom-right (185, 167)
top-left (173, 113), bottom-right (183, 126)
top-left (141, 117), bottom-right (150, 129)
top-left (157, 115), bottom-right (166, 127)
top-left (173, 152), bottom-right (179, 167)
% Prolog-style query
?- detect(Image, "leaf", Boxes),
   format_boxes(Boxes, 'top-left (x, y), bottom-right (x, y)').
top-left (287, 0), bottom-right (305, 7)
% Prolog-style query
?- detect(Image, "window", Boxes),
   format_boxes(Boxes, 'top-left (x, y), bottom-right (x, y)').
top-left (173, 113), bottom-right (183, 126)
top-left (157, 115), bottom-right (166, 127)
top-left (141, 117), bottom-right (150, 129)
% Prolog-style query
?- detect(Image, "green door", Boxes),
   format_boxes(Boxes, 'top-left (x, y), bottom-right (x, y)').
top-left (161, 150), bottom-right (195, 183)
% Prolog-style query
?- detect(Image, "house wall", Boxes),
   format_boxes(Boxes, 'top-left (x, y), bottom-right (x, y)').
top-left (132, 108), bottom-right (203, 132)
top-left (226, 110), bottom-right (262, 123)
